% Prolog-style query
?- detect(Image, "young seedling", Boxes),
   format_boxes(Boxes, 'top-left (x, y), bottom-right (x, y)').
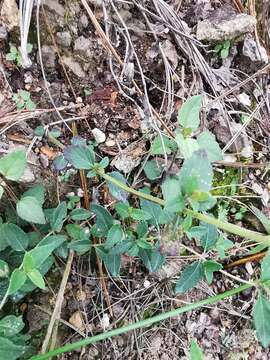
top-left (6, 43), bottom-right (33, 66)
top-left (13, 90), bottom-right (36, 111)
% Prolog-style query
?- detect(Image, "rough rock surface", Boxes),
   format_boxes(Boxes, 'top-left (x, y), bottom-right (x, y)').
top-left (0, 0), bottom-right (19, 31)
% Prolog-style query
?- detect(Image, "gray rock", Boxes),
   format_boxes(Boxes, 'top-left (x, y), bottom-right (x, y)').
top-left (196, 8), bottom-right (256, 41)
top-left (41, 0), bottom-right (64, 17)
top-left (242, 35), bottom-right (268, 64)
top-left (74, 36), bottom-right (92, 59)
top-left (40, 45), bottom-right (56, 70)
top-left (79, 14), bottom-right (89, 29)
top-left (62, 56), bottom-right (86, 78)
top-left (0, 25), bottom-right (8, 40)
top-left (0, 0), bottom-right (19, 31)
top-left (56, 31), bottom-right (72, 48)
top-left (92, 128), bottom-right (106, 144)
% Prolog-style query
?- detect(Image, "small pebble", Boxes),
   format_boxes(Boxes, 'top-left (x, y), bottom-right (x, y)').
top-left (92, 128), bottom-right (106, 144)
top-left (105, 139), bottom-right (116, 147)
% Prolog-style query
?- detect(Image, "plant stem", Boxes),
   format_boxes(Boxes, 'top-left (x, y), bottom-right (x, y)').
top-left (98, 171), bottom-right (270, 246)
top-left (30, 282), bottom-right (253, 360)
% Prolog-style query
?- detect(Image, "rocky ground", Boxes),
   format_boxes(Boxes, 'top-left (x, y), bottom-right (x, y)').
top-left (1, 0), bottom-right (270, 359)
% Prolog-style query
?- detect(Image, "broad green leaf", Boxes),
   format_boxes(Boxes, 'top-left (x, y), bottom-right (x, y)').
top-left (107, 171), bottom-right (129, 201)
top-left (175, 261), bottom-right (204, 294)
top-left (68, 240), bottom-right (91, 255)
top-left (178, 95), bottom-right (202, 131)
top-left (16, 196), bottom-right (46, 224)
top-left (0, 315), bottom-right (24, 337)
top-left (162, 176), bottom-right (184, 213)
top-left (8, 269), bottom-right (27, 295)
top-left (139, 248), bottom-right (165, 272)
top-left (23, 252), bottom-right (35, 273)
top-left (253, 294), bottom-right (270, 347)
top-left (199, 222), bottom-right (218, 251)
top-left (30, 235), bottom-right (66, 268)
top-left (150, 135), bottom-right (175, 155)
top-left (0, 185), bottom-right (4, 200)
top-left (175, 133), bottom-right (199, 159)
top-left (197, 131), bottom-right (223, 162)
top-left (70, 208), bottom-right (91, 221)
top-left (115, 202), bottom-right (129, 219)
top-left (105, 225), bottom-right (123, 250)
top-left (0, 223), bottom-right (29, 251)
top-left (179, 150), bottom-right (213, 194)
top-left (63, 145), bottom-right (94, 169)
top-left (190, 339), bottom-right (204, 360)
top-left (0, 337), bottom-right (25, 360)
top-left (53, 155), bottom-right (68, 171)
top-left (91, 204), bottom-right (113, 237)
top-left (0, 260), bottom-right (9, 278)
top-left (144, 160), bottom-right (162, 180)
top-left (0, 150), bottom-right (26, 181)
top-left (251, 206), bottom-right (270, 235)
top-left (136, 239), bottom-right (152, 249)
top-left (130, 208), bottom-right (152, 221)
top-left (136, 221), bottom-right (148, 238)
top-left (66, 224), bottom-right (81, 239)
top-left (96, 248), bottom-right (120, 276)
top-left (22, 184), bottom-right (45, 205)
top-left (186, 226), bottom-right (207, 241)
top-left (109, 240), bottom-right (133, 255)
top-left (50, 202), bottom-right (67, 232)
top-left (203, 261), bottom-right (222, 284)
top-left (27, 269), bottom-right (45, 289)
top-left (261, 249), bottom-right (270, 281)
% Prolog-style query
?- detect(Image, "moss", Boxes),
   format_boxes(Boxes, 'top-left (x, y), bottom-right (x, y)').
top-left (212, 168), bottom-right (241, 196)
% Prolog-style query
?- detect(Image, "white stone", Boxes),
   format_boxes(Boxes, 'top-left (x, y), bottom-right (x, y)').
top-left (92, 128), bottom-right (106, 144)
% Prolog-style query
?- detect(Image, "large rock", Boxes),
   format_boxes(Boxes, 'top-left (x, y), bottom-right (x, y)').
top-left (196, 6), bottom-right (256, 41)
top-left (0, 0), bottom-right (19, 31)
top-left (62, 56), bottom-right (86, 78)
top-left (242, 35), bottom-right (268, 65)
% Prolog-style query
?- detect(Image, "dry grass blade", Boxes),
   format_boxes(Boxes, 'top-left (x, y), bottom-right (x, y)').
top-left (19, 0), bottom-right (34, 67)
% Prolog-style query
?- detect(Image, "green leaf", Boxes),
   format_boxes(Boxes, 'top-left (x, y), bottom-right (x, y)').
top-left (144, 160), bottom-right (162, 180)
top-left (0, 260), bottom-right (9, 278)
top-left (136, 221), bottom-right (148, 238)
top-left (63, 145), bottom-right (94, 169)
top-left (115, 202), bottom-right (129, 219)
top-left (8, 269), bottom-right (27, 295)
top-left (105, 225), bottom-right (123, 250)
top-left (91, 204), bottom-right (113, 237)
top-left (30, 235), bottom-right (66, 268)
top-left (203, 261), bottom-right (222, 284)
top-left (27, 269), bottom-right (46, 289)
top-left (136, 238), bottom-right (152, 249)
top-left (199, 222), bottom-right (218, 251)
top-left (130, 208), bottom-right (152, 221)
top-left (107, 171), bottom-right (129, 201)
top-left (50, 202), bottom-right (67, 232)
top-left (261, 248), bottom-right (270, 281)
top-left (216, 235), bottom-right (233, 259)
top-left (0, 315), bottom-right (24, 337)
top-left (253, 294), bottom-right (270, 347)
top-left (186, 226), bottom-right (207, 241)
top-left (190, 339), bottom-right (204, 360)
top-left (150, 135), bottom-right (174, 155)
top-left (175, 133), bottom-right (199, 159)
top-left (0, 223), bottom-right (29, 251)
top-left (162, 176), bottom-right (184, 213)
top-left (68, 240), bottom-right (91, 255)
top-left (22, 184), bottom-right (45, 205)
top-left (140, 195), bottom-right (173, 226)
top-left (175, 261), bottom-right (204, 294)
top-left (23, 252), bottom-right (35, 273)
top-left (96, 248), bottom-right (121, 276)
top-left (34, 125), bottom-right (45, 137)
top-left (0, 337), bottom-right (25, 360)
top-left (178, 95), bottom-right (202, 131)
top-left (70, 208), bottom-right (91, 221)
top-left (16, 196), bottom-right (46, 224)
top-left (179, 150), bottom-right (213, 194)
top-left (139, 248), bottom-right (165, 272)
top-left (0, 150), bottom-right (26, 181)
top-left (66, 224), bottom-right (81, 239)
top-left (251, 206), bottom-right (270, 235)
top-left (197, 131), bottom-right (223, 162)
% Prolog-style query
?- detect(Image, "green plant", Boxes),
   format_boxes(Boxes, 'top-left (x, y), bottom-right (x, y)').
top-left (6, 44), bottom-right (33, 67)
top-left (13, 90), bottom-right (36, 111)
top-left (214, 40), bottom-right (231, 59)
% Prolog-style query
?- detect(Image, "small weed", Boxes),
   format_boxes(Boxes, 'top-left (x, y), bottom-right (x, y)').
top-left (214, 40), bottom-right (231, 59)
top-left (6, 43), bottom-right (33, 66)
top-left (13, 90), bottom-right (36, 111)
